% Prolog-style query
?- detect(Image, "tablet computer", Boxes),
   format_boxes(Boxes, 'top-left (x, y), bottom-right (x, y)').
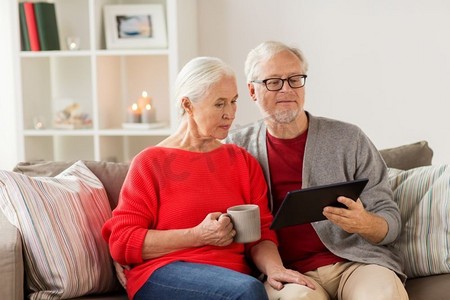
top-left (270, 178), bottom-right (369, 230)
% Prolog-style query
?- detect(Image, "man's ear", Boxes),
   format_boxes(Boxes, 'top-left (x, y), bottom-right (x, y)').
top-left (181, 97), bottom-right (193, 114)
top-left (248, 82), bottom-right (257, 101)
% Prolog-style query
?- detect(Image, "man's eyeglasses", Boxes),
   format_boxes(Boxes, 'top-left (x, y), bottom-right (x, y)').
top-left (252, 75), bottom-right (307, 91)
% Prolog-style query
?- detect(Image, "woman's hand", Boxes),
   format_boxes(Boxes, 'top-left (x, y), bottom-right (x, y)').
top-left (192, 212), bottom-right (235, 247)
top-left (266, 265), bottom-right (315, 291)
top-left (142, 212), bottom-right (235, 260)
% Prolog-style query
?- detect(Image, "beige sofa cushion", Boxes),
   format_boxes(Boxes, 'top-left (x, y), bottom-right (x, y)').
top-left (13, 160), bottom-right (130, 210)
top-left (405, 274), bottom-right (450, 300)
top-left (379, 141), bottom-right (433, 170)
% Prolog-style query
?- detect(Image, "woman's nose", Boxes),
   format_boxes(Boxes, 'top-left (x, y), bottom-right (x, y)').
top-left (223, 105), bottom-right (236, 119)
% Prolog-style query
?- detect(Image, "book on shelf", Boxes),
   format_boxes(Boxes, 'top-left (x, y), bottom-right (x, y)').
top-left (23, 2), bottom-right (40, 51)
top-left (18, 3), bottom-right (31, 51)
top-left (34, 2), bottom-right (60, 51)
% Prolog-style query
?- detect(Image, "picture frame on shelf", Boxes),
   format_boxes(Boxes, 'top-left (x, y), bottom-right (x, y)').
top-left (103, 4), bottom-right (167, 50)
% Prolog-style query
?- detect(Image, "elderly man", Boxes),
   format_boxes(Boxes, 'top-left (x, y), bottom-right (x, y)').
top-left (225, 41), bottom-right (408, 300)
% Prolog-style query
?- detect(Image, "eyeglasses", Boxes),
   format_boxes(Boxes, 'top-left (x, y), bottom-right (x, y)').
top-left (252, 75), bottom-right (307, 91)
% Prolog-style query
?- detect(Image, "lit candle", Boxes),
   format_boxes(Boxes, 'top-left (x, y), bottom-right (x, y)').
top-left (138, 91), bottom-right (151, 111)
top-left (141, 103), bottom-right (156, 123)
top-left (33, 116), bottom-right (45, 130)
top-left (66, 36), bottom-right (80, 51)
top-left (127, 103), bottom-right (141, 123)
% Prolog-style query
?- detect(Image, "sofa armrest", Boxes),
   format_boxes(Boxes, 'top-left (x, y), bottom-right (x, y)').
top-left (0, 210), bottom-right (24, 300)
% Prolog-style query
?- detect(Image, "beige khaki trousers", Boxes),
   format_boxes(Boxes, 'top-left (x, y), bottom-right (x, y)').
top-left (264, 261), bottom-right (408, 300)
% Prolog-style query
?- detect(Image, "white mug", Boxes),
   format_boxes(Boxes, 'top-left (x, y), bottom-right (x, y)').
top-left (221, 204), bottom-right (261, 243)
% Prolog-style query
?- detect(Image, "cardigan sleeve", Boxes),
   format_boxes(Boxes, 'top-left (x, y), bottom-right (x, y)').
top-left (304, 114), bottom-right (402, 246)
top-left (240, 148), bottom-right (278, 252)
top-left (355, 129), bottom-right (401, 245)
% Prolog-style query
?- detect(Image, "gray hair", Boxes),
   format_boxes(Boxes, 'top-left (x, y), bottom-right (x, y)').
top-left (174, 56), bottom-right (235, 118)
top-left (244, 41), bottom-right (308, 82)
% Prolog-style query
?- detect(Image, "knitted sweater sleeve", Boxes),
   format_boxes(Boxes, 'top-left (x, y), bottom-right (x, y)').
top-left (102, 150), bottom-right (158, 265)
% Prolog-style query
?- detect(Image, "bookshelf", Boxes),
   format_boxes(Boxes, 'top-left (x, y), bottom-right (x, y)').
top-left (15, 0), bottom-right (198, 162)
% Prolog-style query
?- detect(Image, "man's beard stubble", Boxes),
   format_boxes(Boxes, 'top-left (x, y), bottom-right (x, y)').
top-left (270, 108), bottom-right (300, 124)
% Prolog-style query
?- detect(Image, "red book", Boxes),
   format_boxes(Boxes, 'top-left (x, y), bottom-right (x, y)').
top-left (23, 2), bottom-right (40, 51)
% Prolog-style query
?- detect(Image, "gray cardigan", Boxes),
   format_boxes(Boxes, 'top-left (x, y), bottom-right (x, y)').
top-left (225, 112), bottom-right (406, 282)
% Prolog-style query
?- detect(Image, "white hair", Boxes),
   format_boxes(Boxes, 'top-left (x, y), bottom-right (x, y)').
top-left (174, 56), bottom-right (235, 118)
top-left (244, 41), bottom-right (308, 82)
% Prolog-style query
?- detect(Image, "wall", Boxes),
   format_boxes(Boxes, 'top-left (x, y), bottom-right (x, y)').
top-left (0, 0), bottom-right (19, 170)
top-left (198, 0), bottom-right (450, 164)
top-left (1, 0), bottom-right (449, 167)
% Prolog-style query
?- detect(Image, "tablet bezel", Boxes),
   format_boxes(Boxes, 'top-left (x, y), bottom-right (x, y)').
top-left (270, 178), bottom-right (369, 230)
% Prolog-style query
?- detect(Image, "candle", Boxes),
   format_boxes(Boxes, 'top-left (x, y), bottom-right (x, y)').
top-left (141, 103), bottom-right (156, 123)
top-left (138, 91), bottom-right (151, 111)
top-left (127, 103), bottom-right (141, 123)
top-left (66, 36), bottom-right (80, 51)
top-left (33, 116), bottom-right (45, 130)
top-left (35, 121), bottom-right (44, 129)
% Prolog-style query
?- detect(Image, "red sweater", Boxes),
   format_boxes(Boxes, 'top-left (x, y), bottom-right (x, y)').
top-left (102, 144), bottom-right (277, 299)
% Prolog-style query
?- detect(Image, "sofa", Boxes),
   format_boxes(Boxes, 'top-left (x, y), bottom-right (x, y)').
top-left (0, 141), bottom-right (448, 300)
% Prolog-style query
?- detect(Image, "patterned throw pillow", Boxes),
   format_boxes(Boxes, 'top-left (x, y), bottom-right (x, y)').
top-left (0, 161), bottom-right (117, 299)
top-left (388, 165), bottom-right (450, 278)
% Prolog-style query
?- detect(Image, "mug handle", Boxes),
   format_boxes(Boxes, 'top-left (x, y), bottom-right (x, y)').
top-left (218, 213), bottom-right (231, 221)
top-left (218, 213), bottom-right (236, 241)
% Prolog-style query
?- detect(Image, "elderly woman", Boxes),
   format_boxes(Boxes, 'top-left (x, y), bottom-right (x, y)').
top-left (102, 57), bottom-right (313, 300)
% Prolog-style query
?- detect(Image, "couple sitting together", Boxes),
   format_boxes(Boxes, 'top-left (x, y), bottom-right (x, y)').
top-left (102, 41), bottom-right (409, 300)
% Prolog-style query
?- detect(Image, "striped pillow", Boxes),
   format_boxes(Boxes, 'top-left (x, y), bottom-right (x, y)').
top-left (0, 161), bottom-right (117, 299)
top-left (388, 165), bottom-right (450, 278)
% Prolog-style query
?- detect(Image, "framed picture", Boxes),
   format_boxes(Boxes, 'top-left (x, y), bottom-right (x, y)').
top-left (104, 4), bottom-right (167, 49)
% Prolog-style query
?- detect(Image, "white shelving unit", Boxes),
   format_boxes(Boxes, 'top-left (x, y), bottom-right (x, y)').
top-left (15, 0), bottom-right (198, 162)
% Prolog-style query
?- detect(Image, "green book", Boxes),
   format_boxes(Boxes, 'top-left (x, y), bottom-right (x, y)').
top-left (19, 2), bottom-right (31, 51)
top-left (33, 2), bottom-right (60, 50)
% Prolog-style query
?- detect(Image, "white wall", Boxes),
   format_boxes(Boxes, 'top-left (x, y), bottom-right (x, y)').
top-left (2, 0), bottom-right (449, 167)
top-left (0, 0), bottom-right (19, 170)
top-left (198, 0), bottom-right (450, 164)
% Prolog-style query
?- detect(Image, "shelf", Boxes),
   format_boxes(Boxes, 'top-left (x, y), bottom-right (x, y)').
top-left (20, 50), bottom-right (172, 58)
top-left (100, 128), bottom-right (172, 136)
top-left (20, 50), bottom-right (92, 57)
top-left (24, 128), bottom-right (172, 136)
top-left (23, 129), bottom-right (94, 136)
top-left (15, 0), bottom-right (198, 162)
top-left (95, 49), bottom-right (169, 56)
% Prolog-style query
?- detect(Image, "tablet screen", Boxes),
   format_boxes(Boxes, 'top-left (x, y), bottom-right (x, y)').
top-left (270, 178), bottom-right (369, 230)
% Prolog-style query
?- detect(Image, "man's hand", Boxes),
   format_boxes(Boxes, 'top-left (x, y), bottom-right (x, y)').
top-left (322, 197), bottom-right (388, 243)
top-left (266, 265), bottom-right (316, 291)
top-left (113, 261), bottom-right (129, 289)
